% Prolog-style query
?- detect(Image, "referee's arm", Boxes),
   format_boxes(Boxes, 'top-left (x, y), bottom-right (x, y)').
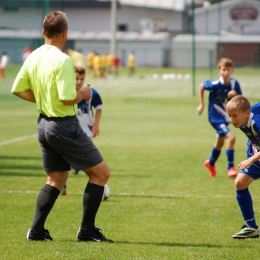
top-left (62, 85), bottom-right (92, 105)
top-left (12, 89), bottom-right (36, 103)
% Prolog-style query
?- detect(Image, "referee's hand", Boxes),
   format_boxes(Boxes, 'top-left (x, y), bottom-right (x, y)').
top-left (80, 85), bottom-right (92, 100)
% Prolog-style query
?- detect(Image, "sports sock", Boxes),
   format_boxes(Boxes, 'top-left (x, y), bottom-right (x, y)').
top-left (31, 184), bottom-right (60, 232)
top-left (80, 182), bottom-right (104, 231)
top-left (209, 147), bottom-right (221, 166)
top-left (236, 188), bottom-right (258, 228)
top-left (226, 149), bottom-right (234, 170)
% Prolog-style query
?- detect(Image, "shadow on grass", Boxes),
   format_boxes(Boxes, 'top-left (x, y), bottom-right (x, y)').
top-left (0, 155), bottom-right (43, 177)
top-left (0, 155), bottom-right (41, 160)
top-left (0, 171), bottom-right (45, 177)
top-left (57, 240), bottom-right (224, 249)
top-left (116, 240), bottom-right (223, 248)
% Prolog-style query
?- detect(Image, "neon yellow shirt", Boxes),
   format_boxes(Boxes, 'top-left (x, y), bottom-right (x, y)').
top-left (11, 45), bottom-right (77, 117)
top-left (86, 52), bottom-right (94, 67)
top-left (93, 55), bottom-right (101, 69)
top-left (106, 54), bottom-right (113, 67)
top-left (128, 53), bottom-right (135, 68)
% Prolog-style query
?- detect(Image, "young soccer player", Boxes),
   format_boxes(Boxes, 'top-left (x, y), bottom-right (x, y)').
top-left (0, 51), bottom-right (10, 78)
top-left (75, 66), bottom-right (103, 139)
top-left (197, 58), bottom-right (242, 178)
top-left (127, 51), bottom-right (135, 77)
top-left (60, 66), bottom-right (104, 195)
top-left (226, 95), bottom-right (260, 239)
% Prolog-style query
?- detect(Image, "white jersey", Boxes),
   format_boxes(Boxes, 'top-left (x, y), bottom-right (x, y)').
top-left (0, 55), bottom-right (9, 68)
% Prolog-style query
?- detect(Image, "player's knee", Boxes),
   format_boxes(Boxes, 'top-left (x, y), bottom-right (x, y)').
top-left (235, 178), bottom-right (247, 190)
top-left (101, 164), bottom-right (110, 182)
top-left (227, 133), bottom-right (236, 144)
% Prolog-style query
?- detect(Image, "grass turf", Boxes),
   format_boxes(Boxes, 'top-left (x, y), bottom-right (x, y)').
top-left (1, 65), bottom-right (260, 259)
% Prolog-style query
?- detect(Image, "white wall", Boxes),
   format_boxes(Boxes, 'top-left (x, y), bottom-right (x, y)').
top-left (0, 6), bottom-right (183, 32)
top-left (195, 0), bottom-right (260, 35)
top-left (171, 35), bottom-right (218, 68)
top-left (75, 38), bottom-right (169, 67)
top-left (118, 6), bottom-right (183, 32)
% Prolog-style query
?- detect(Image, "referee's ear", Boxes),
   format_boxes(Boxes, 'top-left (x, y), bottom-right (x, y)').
top-left (62, 29), bottom-right (68, 39)
top-left (42, 29), bottom-right (47, 38)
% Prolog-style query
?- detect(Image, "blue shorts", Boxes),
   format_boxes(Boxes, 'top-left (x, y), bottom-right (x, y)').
top-left (238, 161), bottom-right (260, 180)
top-left (210, 122), bottom-right (230, 138)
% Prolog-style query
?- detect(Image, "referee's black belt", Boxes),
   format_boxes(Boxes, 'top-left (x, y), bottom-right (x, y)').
top-left (39, 113), bottom-right (76, 120)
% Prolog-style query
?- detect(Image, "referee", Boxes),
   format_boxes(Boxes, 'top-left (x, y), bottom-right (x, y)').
top-left (11, 11), bottom-right (113, 242)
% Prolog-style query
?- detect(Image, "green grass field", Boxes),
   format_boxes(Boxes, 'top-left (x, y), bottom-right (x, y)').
top-left (1, 65), bottom-right (260, 259)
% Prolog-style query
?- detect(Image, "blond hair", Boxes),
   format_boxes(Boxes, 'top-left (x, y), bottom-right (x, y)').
top-left (226, 95), bottom-right (250, 113)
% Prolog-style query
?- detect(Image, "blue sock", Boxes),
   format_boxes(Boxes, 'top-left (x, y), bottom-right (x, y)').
top-left (236, 188), bottom-right (258, 228)
top-left (209, 147), bottom-right (221, 166)
top-left (226, 149), bottom-right (234, 170)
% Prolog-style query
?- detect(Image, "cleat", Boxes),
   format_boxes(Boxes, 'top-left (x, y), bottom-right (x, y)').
top-left (233, 225), bottom-right (259, 239)
top-left (76, 226), bottom-right (114, 243)
top-left (204, 160), bottom-right (217, 177)
top-left (228, 167), bottom-right (237, 178)
top-left (72, 168), bottom-right (78, 174)
top-left (27, 229), bottom-right (53, 241)
top-left (59, 186), bottom-right (67, 196)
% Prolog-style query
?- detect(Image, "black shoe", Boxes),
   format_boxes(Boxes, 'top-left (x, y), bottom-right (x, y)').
top-left (27, 229), bottom-right (53, 241)
top-left (76, 226), bottom-right (114, 243)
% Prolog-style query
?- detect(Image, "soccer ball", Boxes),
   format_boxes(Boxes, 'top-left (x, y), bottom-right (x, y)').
top-left (102, 184), bottom-right (110, 201)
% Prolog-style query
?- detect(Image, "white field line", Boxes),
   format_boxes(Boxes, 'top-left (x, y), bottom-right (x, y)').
top-left (0, 134), bottom-right (37, 147)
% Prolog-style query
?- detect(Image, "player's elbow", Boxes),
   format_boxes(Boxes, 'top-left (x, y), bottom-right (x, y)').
top-left (62, 100), bottom-right (73, 106)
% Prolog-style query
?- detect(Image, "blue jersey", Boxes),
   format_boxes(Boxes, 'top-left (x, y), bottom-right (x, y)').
top-left (240, 103), bottom-right (260, 159)
top-left (77, 88), bottom-right (103, 117)
top-left (204, 77), bottom-right (242, 124)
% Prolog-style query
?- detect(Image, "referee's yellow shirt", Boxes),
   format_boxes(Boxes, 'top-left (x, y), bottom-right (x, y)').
top-left (12, 45), bottom-right (77, 117)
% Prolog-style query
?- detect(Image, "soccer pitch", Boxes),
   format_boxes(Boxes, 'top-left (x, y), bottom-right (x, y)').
top-left (1, 65), bottom-right (260, 259)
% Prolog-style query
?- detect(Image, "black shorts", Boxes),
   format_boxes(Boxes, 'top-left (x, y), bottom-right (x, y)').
top-left (38, 115), bottom-right (103, 172)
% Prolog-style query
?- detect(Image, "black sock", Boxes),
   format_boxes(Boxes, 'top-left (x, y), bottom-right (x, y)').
top-left (31, 184), bottom-right (60, 232)
top-left (81, 182), bottom-right (104, 231)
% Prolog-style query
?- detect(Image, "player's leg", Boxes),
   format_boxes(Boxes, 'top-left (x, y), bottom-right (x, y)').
top-left (77, 161), bottom-right (113, 242)
top-left (204, 123), bottom-right (228, 177)
top-left (225, 131), bottom-right (237, 178)
top-left (46, 116), bottom-right (113, 242)
top-left (59, 181), bottom-right (68, 196)
top-left (233, 172), bottom-right (259, 239)
top-left (27, 115), bottom-right (71, 241)
top-left (0, 67), bottom-right (4, 77)
top-left (27, 171), bottom-right (68, 241)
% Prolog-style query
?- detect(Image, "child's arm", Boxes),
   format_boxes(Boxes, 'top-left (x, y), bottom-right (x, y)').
top-left (238, 151), bottom-right (260, 170)
top-left (197, 83), bottom-right (205, 115)
top-left (92, 109), bottom-right (102, 138)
